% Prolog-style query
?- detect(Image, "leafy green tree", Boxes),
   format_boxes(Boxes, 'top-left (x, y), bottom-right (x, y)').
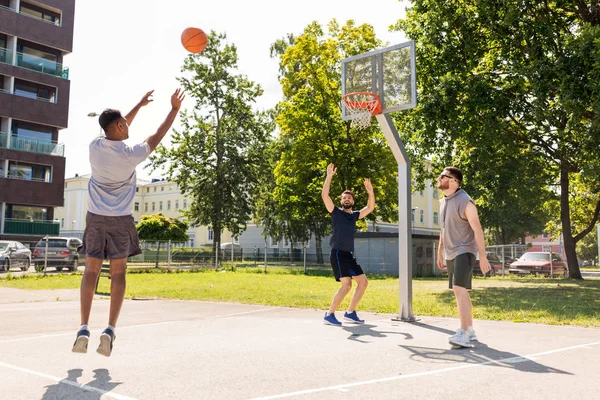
top-left (394, 1), bottom-right (600, 278)
top-left (264, 20), bottom-right (399, 262)
top-left (136, 213), bottom-right (189, 268)
top-left (149, 32), bottom-right (274, 266)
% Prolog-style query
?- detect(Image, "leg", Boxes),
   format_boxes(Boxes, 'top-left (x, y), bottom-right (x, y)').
top-left (80, 256), bottom-right (103, 325)
top-left (347, 274), bottom-right (368, 312)
top-left (328, 277), bottom-right (352, 315)
top-left (107, 258), bottom-right (127, 327)
top-left (453, 285), bottom-right (473, 330)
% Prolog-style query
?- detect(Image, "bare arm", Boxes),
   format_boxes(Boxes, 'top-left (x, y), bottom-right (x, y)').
top-left (124, 90), bottom-right (154, 125)
top-left (321, 163), bottom-right (336, 213)
top-left (465, 202), bottom-right (490, 274)
top-left (358, 178), bottom-right (375, 219)
top-left (145, 89), bottom-right (185, 153)
top-left (437, 234), bottom-right (446, 270)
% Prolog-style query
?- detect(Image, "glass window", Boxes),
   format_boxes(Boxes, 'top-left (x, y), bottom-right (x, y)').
top-left (134, 202), bottom-right (139, 211)
top-left (136, 187), bottom-right (139, 193)
top-left (420, 190), bottom-right (424, 196)
top-left (146, 188), bottom-right (149, 193)
top-left (183, 200), bottom-right (187, 209)
top-left (61, 218), bottom-right (64, 228)
top-left (167, 200), bottom-right (171, 210)
top-left (153, 187), bottom-right (156, 192)
top-left (433, 212), bottom-right (439, 225)
top-left (12, 120), bottom-right (52, 142)
top-left (411, 209), bottom-right (415, 223)
top-left (175, 200), bottom-right (179, 209)
top-left (208, 230), bottom-right (214, 241)
top-left (6, 204), bottom-right (48, 220)
top-left (8, 162), bottom-right (51, 182)
top-left (420, 210), bottom-right (424, 223)
top-left (152, 202), bottom-right (155, 211)
top-left (433, 190), bottom-right (439, 199)
top-left (159, 201), bottom-right (163, 211)
top-left (14, 79), bottom-right (55, 102)
top-left (161, 186), bottom-right (164, 192)
top-left (144, 203), bottom-right (148, 212)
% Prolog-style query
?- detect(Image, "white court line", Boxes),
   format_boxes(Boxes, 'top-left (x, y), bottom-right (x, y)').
top-left (0, 361), bottom-right (137, 400)
top-left (0, 306), bottom-right (275, 344)
top-left (248, 341), bottom-right (600, 400)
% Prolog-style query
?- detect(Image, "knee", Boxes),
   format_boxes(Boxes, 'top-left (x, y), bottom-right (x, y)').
top-left (341, 283), bottom-right (352, 294)
top-left (360, 279), bottom-right (369, 289)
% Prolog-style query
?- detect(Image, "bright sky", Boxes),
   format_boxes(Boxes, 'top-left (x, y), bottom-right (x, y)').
top-left (62, 0), bottom-right (408, 180)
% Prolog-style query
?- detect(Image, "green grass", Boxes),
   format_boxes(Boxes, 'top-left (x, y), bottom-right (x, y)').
top-left (1, 268), bottom-right (599, 327)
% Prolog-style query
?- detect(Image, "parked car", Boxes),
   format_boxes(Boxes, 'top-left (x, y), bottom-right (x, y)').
top-left (32, 237), bottom-right (84, 272)
top-left (474, 252), bottom-right (504, 276)
top-left (0, 240), bottom-right (31, 272)
top-left (509, 252), bottom-right (568, 277)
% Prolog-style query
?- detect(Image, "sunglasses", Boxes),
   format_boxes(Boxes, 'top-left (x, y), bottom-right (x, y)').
top-left (438, 174), bottom-right (454, 180)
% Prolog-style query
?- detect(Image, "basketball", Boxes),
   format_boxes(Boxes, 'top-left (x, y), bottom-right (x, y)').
top-left (181, 27), bottom-right (208, 54)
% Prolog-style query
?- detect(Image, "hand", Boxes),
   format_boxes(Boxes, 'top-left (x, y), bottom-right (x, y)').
top-left (326, 163), bottom-right (336, 178)
top-left (364, 178), bottom-right (373, 193)
top-left (139, 90), bottom-right (154, 106)
top-left (437, 256), bottom-right (446, 271)
top-left (171, 88), bottom-right (185, 110)
top-left (480, 257), bottom-right (491, 274)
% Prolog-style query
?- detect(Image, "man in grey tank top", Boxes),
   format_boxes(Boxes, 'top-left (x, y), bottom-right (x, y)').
top-left (436, 167), bottom-right (490, 348)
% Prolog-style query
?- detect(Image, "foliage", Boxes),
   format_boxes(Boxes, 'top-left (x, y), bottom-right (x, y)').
top-left (393, 1), bottom-right (600, 277)
top-left (148, 31), bottom-right (274, 265)
top-left (136, 212), bottom-right (189, 268)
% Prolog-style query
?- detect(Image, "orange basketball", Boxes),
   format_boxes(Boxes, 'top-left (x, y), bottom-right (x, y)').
top-left (181, 27), bottom-right (208, 54)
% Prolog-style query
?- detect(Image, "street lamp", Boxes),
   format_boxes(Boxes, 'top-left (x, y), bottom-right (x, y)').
top-left (87, 112), bottom-right (102, 135)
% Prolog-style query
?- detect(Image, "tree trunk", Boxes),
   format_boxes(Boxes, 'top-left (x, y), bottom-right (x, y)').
top-left (155, 241), bottom-right (161, 269)
top-left (315, 233), bottom-right (324, 264)
top-left (213, 227), bottom-right (221, 270)
top-left (560, 164), bottom-right (583, 279)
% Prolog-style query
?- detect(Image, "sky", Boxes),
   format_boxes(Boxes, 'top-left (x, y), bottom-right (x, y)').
top-left (61, 0), bottom-right (408, 181)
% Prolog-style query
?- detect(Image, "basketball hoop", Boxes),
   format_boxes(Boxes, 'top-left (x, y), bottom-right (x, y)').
top-left (342, 92), bottom-right (382, 130)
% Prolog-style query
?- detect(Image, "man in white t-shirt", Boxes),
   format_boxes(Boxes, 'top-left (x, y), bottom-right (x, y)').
top-left (72, 89), bottom-right (185, 357)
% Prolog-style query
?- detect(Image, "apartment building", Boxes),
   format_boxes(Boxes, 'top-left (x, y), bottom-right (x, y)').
top-left (0, 0), bottom-right (75, 246)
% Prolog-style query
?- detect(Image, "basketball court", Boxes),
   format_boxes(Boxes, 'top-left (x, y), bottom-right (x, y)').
top-left (0, 288), bottom-right (598, 400)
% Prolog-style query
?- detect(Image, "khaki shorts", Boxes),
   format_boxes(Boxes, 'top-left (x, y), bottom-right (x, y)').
top-left (447, 252), bottom-right (475, 290)
top-left (78, 212), bottom-right (142, 260)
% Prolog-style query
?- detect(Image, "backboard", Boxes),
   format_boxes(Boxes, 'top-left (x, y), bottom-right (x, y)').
top-left (341, 40), bottom-right (416, 120)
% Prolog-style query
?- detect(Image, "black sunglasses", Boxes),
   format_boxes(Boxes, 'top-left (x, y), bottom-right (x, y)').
top-left (439, 174), bottom-right (454, 180)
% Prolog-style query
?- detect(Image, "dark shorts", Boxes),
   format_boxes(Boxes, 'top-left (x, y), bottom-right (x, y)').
top-left (330, 249), bottom-right (365, 282)
top-left (447, 252), bottom-right (475, 290)
top-left (78, 212), bottom-right (142, 260)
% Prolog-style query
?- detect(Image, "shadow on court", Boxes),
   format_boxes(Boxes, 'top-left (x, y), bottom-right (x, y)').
top-left (41, 368), bottom-right (122, 400)
top-left (399, 343), bottom-right (572, 375)
top-left (343, 323), bottom-right (413, 343)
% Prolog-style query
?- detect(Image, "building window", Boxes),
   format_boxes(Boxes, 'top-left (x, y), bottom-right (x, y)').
top-left (167, 200), bottom-right (171, 210)
top-left (20, 2), bottom-right (61, 26)
top-left (5, 204), bottom-right (48, 221)
top-left (136, 187), bottom-right (139, 193)
top-left (270, 237), bottom-right (279, 248)
top-left (134, 202), bottom-right (139, 212)
top-left (433, 190), bottom-right (439, 199)
top-left (433, 212), bottom-right (439, 225)
top-left (8, 162), bottom-right (52, 183)
top-left (144, 203), bottom-right (148, 212)
top-left (11, 120), bottom-right (52, 142)
top-left (14, 79), bottom-right (56, 103)
top-left (233, 236), bottom-right (239, 244)
top-left (411, 209), bottom-right (415, 223)
top-left (175, 200), bottom-right (179, 209)
top-left (183, 200), bottom-right (187, 209)
top-left (153, 187), bottom-right (156, 192)
top-left (420, 210), bottom-right (424, 223)
top-left (152, 202), bottom-right (155, 211)
top-left (208, 230), bottom-right (214, 241)
top-left (146, 188), bottom-right (149, 193)
top-left (420, 190), bottom-right (424, 196)
top-left (161, 186), bottom-right (164, 192)
top-left (61, 218), bottom-right (64, 228)
top-left (159, 201), bottom-right (163, 211)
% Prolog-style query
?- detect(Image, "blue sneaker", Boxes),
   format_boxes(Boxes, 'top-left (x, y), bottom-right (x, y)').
top-left (323, 312), bottom-right (342, 326)
top-left (343, 311), bottom-right (365, 324)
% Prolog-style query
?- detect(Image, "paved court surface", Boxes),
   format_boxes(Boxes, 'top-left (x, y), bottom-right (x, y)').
top-left (0, 288), bottom-right (598, 400)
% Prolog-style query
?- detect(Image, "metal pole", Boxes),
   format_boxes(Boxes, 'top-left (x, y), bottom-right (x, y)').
top-left (303, 244), bottom-right (307, 274)
top-left (597, 223), bottom-right (600, 267)
top-left (44, 235), bottom-right (48, 275)
top-left (549, 252), bottom-right (553, 278)
top-left (264, 240), bottom-right (267, 273)
top-left (231, 239), bottom-right (234, 263)
top-left (376, 113), bottom-right (415, 321)
top-left (167, 240), bottom-right (171, 268)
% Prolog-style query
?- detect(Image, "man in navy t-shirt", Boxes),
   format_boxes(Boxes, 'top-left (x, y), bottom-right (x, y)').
top-left (321, 163), bottom-right (375, 326)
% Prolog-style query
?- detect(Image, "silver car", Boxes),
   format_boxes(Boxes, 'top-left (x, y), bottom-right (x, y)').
top-left (32, 237), bottom-right (84, 272)
top-left (0, 240), bottom-right (32, 272)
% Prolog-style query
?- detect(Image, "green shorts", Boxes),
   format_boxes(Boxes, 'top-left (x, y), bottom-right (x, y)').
top-left (447, 253), bottom-right (475, 290)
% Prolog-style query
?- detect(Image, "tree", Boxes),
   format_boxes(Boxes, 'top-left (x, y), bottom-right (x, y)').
top-left (394, 1), bottom-right (600, 278)
top-left (136, 213), bottom-right (189, 268)
top-left (149, 31), bottom-right (274, 267)
top-left (263, 20), bottom-right (399, 262)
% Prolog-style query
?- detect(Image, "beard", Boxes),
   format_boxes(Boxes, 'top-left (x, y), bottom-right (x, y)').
top-left (342, 203), bottom-right (353, 209)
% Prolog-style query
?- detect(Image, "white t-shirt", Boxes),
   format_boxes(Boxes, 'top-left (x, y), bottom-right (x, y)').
top-left (87, 136), bottom-right (151, 216)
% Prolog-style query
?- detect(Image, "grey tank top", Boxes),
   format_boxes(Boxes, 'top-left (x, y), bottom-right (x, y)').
top-left (440, 188), bottom-right (478, 260)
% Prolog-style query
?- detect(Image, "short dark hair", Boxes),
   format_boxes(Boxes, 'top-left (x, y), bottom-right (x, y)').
top-left (98, 109), bottom-right (122, 132)
top-left (341, 190), bottom-right (354, 199)
top-left (444, 166), bottom-right (463, 183)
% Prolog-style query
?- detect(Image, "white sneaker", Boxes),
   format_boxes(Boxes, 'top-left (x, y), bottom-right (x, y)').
top-left (467, 327), bottom-right (478, 341)
top-left (449, 328), bottom-right (474, 348)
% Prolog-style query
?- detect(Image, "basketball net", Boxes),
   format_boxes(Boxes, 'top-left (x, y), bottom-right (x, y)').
top-left (342, 92), bottom-right (382, 130)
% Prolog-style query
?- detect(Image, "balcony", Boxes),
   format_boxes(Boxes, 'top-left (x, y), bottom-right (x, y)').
top-left (0, 4), bottom-right (61, 27)
top-left (3, 219), bottom-right (60, 235)
top-left (0, 47), bottom-right (12, 65)
top-left (0, 132), bottom-right (65, 157)
top-left (16, 52), bottom-right (68, 79)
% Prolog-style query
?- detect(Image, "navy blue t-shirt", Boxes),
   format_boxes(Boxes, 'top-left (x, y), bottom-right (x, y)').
top-left (329, 207), bottom-right (360, 252)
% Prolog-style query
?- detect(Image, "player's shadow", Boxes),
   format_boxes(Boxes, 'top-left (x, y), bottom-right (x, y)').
top-left (398, 343), bottom-right (572, 375)
top-left (408, 321), bottom-right (456, 336)
top-left (41, 368), bottom-right (123, 400)
top-left (343, 323), bottom-right (413, 343)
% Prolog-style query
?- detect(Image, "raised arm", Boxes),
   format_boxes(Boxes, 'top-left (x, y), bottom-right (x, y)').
top-left (124, 90), bottom-right (154, 126)
top-left (465, 201), bottom-right (490, 274)
top-left (358, 178), bottom-right (375, 219)
top-left (321, 163), bottom-right (336, 213)
top-left (145, 89), bottom-right (185, 153)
